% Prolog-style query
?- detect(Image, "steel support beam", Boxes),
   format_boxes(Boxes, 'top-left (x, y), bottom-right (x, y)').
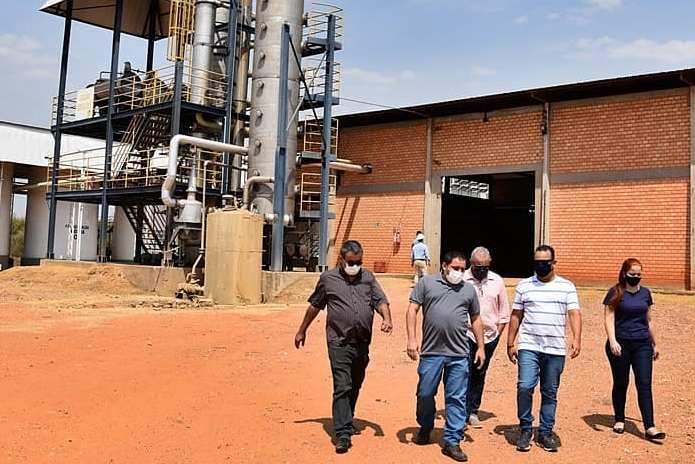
top-left (98, 0), bottom-right (124, 263)
top-left (221, 0), bottom-right (239, 196)
top-left (47, 0), bottom-right (73, 259)
top-left (164, 60), bottom-right (185, 254)
top-left (270, 24), bottom-right (291, 272)
top-left (135, 204), bottom-right (144, 262)
top-left (146, 0), bottom-right (158, 71)
top-left (318, 14), bottom-right (336, 271)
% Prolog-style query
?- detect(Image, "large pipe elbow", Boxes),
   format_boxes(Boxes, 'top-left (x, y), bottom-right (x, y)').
top-left (243, 176), bottom-right (274, 209)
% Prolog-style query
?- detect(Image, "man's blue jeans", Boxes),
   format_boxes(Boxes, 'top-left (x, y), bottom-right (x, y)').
top-left (416, 355), bottom-right (469, 445)
top-left (517, 349), bottom-right (565, 436)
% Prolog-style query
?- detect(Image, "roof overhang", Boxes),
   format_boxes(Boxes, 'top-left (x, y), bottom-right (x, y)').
top-left (338, 68), bottom-right (695, 128)
top-left (40, 0), bottom-right (171, 40)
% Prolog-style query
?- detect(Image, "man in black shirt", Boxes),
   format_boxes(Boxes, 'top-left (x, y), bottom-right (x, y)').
top-left (294, 240), bottom-right (393, 454)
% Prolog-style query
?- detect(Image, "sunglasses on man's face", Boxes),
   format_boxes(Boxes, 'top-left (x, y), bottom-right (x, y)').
top-left (345, 260), bottom-right (363, 267)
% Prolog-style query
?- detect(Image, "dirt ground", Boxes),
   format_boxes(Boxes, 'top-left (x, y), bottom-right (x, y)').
top-left (0, 266), bottom-right (693, 463)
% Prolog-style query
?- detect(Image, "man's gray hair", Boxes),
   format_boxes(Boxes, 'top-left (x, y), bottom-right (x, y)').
top-left (470, 246), bottom-right (491, 261)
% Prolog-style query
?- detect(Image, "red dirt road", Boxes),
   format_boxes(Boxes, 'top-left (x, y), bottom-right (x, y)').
top-left (0, 268), bottom-right (693, 463)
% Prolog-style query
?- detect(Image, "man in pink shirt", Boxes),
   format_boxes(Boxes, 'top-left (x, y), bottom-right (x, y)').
top-left (463, 246), bottom-right (511, 428)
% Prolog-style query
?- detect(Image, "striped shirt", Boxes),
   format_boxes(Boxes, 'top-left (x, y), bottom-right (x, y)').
top-left (512, 275), bottom-right (580, 356)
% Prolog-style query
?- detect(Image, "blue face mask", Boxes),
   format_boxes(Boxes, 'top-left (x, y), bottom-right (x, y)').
top-left (534, 260), bottom-right (553, 278)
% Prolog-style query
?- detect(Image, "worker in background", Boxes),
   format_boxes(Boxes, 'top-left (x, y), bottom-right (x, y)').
top-left (294, 240), bottom-right (393, 454)
top-left (506, 245), bottom-right (582, 453)
top-left (411, 231), bottom-right (431, 286)
top-left (406, 250), bottom-right (486, 462)
top-left (463, 246), bottom-right (510, 429)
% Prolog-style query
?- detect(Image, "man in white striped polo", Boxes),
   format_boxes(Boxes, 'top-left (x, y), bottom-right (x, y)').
top-left (506, 245), bottom-right (583, 453)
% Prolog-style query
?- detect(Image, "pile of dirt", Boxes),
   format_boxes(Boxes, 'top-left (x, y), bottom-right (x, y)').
top-left (270, 274), bottom-right (321, 305)
top-left (0, 264), bottom-right (146, 304)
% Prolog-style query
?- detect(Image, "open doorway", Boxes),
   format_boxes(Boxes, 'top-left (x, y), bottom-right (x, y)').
top-left (441, 172), bottom-right (535, 277)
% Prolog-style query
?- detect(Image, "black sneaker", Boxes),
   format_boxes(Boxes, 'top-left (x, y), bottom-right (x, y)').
top-left (413, 427), bottom-right (431, 445)
top-left (516, 430), bottom-right (533, 452)
top-left (335, 436), bottom-right (352, 454)
top-left (536, 433), bottom-right (559, 452)
top-left (442, 443), bottom-right (468, 462)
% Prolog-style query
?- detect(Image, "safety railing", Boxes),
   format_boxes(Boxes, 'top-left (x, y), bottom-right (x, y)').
top-left (48, 145), bottom-right (228, 193)
top-left (302, 58), bottom-right (342, 99)
top-left (299, 172), bottom-right (337, 216)
top-left (302, 118), bottom-right (338, 155)
top-left (52, 64), bottom-right (228, 125)
top-left (304, 4), bottom-right (344, 42)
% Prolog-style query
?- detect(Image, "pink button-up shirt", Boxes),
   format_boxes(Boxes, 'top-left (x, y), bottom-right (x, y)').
top-left (464, 269), bottom-right (511, 344)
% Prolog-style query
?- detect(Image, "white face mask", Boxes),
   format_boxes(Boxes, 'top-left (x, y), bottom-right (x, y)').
top-left (446, 268), bottom-right (464, 285)
top-left (344, 263), bottom-right (361, 276)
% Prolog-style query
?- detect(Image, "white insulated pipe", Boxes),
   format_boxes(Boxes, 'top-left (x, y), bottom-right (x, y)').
top-left (162, 134), bottom-right (248, 208)
top-left (304, 162), bottom-right (373, 174)
top-left (191, 0), bottom-right (218, 105)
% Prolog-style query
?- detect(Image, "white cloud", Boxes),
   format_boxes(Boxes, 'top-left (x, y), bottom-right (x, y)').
top-left (609, 39), bottom-right (695, 63)
top-left (565, 36), bottom-right (695, 64)
top-left (585, 0), bottom-right (623, 10)
top-left (513, 15), bottom-right (528, 24)
top-left (0, 34), bottom-right (56, 79)
top-left (471, 65), bottom-right (497, 77)
top-left (343, 68), bottom-right (417, 85)
top-left (546, 12), bottom-right (561, 20)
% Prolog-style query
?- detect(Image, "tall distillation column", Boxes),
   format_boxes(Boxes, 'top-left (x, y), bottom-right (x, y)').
top-left (248, 0), bottom-right (303, 216)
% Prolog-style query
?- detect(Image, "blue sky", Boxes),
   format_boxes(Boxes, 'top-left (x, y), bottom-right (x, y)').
top-left (3, 1), bottom-right (695, 126)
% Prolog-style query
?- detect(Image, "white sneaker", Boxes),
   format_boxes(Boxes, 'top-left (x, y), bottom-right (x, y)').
top-left (468, 413), bottom-right (482, 428)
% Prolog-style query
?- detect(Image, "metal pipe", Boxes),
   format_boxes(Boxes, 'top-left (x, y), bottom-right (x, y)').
top-left (190, 159), bottom-right (211, 282)
top-left (318, 14), bottom-right (336, 271)
top-left (146, 0), bottom-right (158, 71)
top-left (191, 0), bottom-right (218, 105)
top-left (270, 23), bottom-right (291, 272)
top-left (47, 0), bottom-right (73, 259)
top-left (219, 0), bottom-right (238, 194)
top-left (229, 0), bottom-right (252, 191)
top-left (242, 176), bottom-right (274, 209)
top-left (303, 161), bottom-right (372, 174)
top-left (162, 134), bottom-right (248, 208)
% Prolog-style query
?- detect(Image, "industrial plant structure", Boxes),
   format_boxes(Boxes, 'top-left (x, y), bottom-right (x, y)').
top-left (35, 0), bottom-right (365, 301)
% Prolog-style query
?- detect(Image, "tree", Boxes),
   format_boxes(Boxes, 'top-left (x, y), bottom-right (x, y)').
top-left (10, 217), bottom-right (24, 257)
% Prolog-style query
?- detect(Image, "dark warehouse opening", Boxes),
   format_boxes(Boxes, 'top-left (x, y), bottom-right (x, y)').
top-left (441, 172), bottom-right (535, 278)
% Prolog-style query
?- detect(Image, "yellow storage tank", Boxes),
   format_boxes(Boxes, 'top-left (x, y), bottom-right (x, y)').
top-left (204, 209), bottom-right (263, 305)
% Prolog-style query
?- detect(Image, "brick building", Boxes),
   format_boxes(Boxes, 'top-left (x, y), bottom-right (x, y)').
top-left (330, 69), bottom-right (695, 290)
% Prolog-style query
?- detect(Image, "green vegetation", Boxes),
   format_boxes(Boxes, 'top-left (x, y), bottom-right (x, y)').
top-left (11, 217), bottom-right (24, 257)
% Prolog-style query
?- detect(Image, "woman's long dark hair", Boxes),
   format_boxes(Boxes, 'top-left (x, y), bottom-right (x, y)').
top-left (608, 258), bottom-right (643, 309)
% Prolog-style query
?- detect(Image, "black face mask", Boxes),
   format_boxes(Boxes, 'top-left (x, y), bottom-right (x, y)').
top-left (625, 275), bottom-right (641, 287)
top-left (471, 265), bottom-right (489, 281)
top-left (534, 260), bottom-right (553, 278)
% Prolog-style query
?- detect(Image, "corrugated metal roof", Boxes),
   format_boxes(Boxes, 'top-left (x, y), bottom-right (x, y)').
top-left (40, 0), bottom-right (170, 40)
top-left (338, 67), bottom-right (695, 127)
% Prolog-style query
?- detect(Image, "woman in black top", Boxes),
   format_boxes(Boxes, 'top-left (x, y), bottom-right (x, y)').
top-left (603, 258), bottom-right (665, 441)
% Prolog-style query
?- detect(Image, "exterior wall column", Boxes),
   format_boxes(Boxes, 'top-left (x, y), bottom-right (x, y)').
top-left (0, 162), bottom-right (14, 269)
top-left (423, 118), bottom-right (442, 270)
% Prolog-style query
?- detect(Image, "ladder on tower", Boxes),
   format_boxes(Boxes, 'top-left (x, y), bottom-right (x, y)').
top-left (299, 172), bottom-right (337, 219)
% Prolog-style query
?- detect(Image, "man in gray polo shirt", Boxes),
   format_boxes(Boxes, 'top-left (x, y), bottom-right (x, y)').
top-left (406, 250), bottom-right (486, 462)
top-left (294, 240), bottom-right (393, 454)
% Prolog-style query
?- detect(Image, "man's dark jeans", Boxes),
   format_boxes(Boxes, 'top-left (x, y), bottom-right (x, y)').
top-left (328, 341), bottom-right (370, 438)
top-left (466, 335), bottom-right (500, 419)
top-left (605, 338), bottom-right (655, 429)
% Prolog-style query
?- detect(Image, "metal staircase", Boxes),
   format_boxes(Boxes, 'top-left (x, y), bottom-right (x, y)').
top-left (122, 204), bottom-right (167, 256)
top-left (112, 113), bottom-right (171, 187)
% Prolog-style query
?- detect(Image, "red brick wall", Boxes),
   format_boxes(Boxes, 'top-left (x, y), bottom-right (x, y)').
top-left (332, 192), bottom-right (424, 273)
top-left (551, 90), bottom-right (690, 173)
top-left (550, 178), bottom-right (690, 288)
top-left (338, 121), bottom-right (427, 186)
top-left (432, 110), bottom-right (543, 169)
